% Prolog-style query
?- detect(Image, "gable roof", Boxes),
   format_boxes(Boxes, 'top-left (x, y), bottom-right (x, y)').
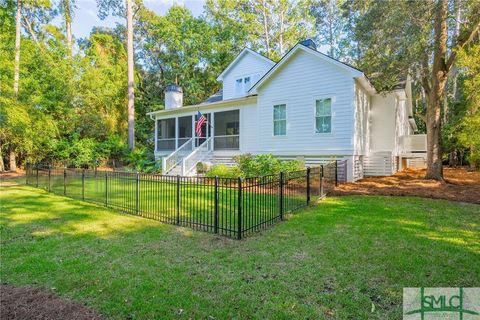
top-left (216, 48), bottom-right (275, 81)
top-left (248, 42), bottom-right (368, 94)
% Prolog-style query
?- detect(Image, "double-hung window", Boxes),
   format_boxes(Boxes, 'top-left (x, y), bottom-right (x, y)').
top-left (273, 104), bottom-right (287, 136)
top-left (315, 98), bottom-right (332, 134)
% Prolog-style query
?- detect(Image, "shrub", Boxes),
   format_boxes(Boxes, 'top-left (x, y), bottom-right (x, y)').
top-left (205, 164), bottom-right (243, 178)
top-left (233, 153), bottom-right (304, 177)
top-left (123, 146), bottom-right (161, 173)
top-left (196, 162), bottom-right (208, 174)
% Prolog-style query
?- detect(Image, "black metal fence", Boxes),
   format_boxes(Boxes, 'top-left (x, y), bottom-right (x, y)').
top-left (26, 162), bottom-right (338, 239)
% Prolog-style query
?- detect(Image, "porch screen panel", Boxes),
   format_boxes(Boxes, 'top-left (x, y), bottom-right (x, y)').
top-left (214, 110), bottom-right (239, 150)
top-left (178, 116), bottom-right (192, 147)
top-left (157, 118), bottom-right (176, 151)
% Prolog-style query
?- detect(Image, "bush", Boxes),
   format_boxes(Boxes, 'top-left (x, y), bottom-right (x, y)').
top-left (123, 146), bottom-right (161, 173)
top-left (205, 164), bottom-right (243, 178)
top-left (232, 153), bottom-right (304, 177)
top-left (196, 162), bottom-right (211, 174)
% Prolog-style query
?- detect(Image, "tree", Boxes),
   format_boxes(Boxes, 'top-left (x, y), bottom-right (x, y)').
top-left (126, 0), bottom-right (134, 150)
top-left (97, 0), bottom-right (136, 150)
top-left (205, 0), bottom-right (314, 60)
top-left (59, 0), bottom-right (74, 56)
top-left (310, 0), bottom-right (348, 59)
top-left (350, 0), bottom-right (480, 180)
top-left (10, 0), bottom-right (22, 171)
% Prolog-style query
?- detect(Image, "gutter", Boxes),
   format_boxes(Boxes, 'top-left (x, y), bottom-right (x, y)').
top-left (146, 95), bottom-right (257, 118)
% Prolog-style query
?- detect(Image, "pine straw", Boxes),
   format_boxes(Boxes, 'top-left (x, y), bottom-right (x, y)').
top-left (0, 284), bottom-right (102, 320)
top-left (333, 167), bottom-right (480, 204)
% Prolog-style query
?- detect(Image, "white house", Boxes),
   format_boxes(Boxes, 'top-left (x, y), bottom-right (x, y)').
top-left (147, 39), bottom-right (426, 181)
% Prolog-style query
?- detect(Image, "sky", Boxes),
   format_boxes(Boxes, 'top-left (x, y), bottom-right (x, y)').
top-left (57, 0), bottom-right (206, 39)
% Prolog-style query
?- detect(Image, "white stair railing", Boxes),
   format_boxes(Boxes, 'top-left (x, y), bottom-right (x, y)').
top-left (182, 137), bottom-right (213, 176)
top-left (162, 138), bottom-right (193, 174)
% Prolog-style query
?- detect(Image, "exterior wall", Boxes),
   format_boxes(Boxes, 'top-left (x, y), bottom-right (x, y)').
top-left (394, 95), bottom-right (411, 155)
top-left (353, 82), bottom-right (371, 156)
top-left (222, 53), bottom-right (274, 100)
top-left (256, 49), bottom-right (356, 156)
top-left (369, 93), bottom-right (397, 153)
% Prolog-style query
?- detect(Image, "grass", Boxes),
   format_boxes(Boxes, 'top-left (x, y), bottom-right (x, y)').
top-left (29, 171), bottom-right (311, 238)
top-left (1, 184), bottom-right (479, 319)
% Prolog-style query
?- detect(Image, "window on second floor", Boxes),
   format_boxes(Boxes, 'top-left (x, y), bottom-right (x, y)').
top-left (234, 74), bottom-right (260, 96)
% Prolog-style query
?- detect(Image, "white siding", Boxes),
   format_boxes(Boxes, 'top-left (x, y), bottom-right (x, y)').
top-left (222, 53), bottom-right (273, 100)
top-left (354, 82), bottom-right (371, 155)
top-left (394, 96), bottom-right (410, 155)
top-left (369, 93), bottom-right (396, 152)
top-left (256, 50), bottom-right (356, 156)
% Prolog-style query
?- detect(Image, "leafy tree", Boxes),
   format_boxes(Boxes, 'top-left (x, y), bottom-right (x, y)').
top-left (349, 0), bottom-right (480, 180)
top-left (205, 0), bottom-right (314, 61)
top-left (310, 0), bottom-right (348, 59)
top-left (96, 0), bottom-right (136, 150)
top-left (454, 44), bottom-right (480, 168)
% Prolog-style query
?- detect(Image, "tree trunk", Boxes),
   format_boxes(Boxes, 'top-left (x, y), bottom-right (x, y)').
top-left (451, 0), bottom-right (462, 102)
top-left (9, 148), bottom-right (17, 172)
top-left (14, 0), bottom-right (22, 96)
top-left (279, 10), bottom-right (284, 56)
top-left (66, 21), bottom-right (73, 56)
top-left (425, 95), bottom-right (444, 180)
top-left (261, 0), bottom-right (270, 58)
top-left (65, 2), bottom-right (73, 57)
top-left (0, 144), bottom-right (5, 172)
top-left (425, 0), bottom-right (448, 181)
top-left (126, 0), bottom-right (135, 150)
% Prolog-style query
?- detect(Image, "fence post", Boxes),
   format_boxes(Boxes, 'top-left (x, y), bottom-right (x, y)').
top-left (82, 169), bottom-right (85, 201)
top-left (335, 160), bottom-right (338, 186)
top-left (63, 168), bottom-right (66, 195)
top-left (105, 172), bottom-right (108, 207)
top-left (237, 177), bottom-right (242, 240)
top-left (279, 172), bottom-right (284, 221)
top-left (136, 172), bottom-right (140, 215)
top-left (320, 165), bottom-right (324, 196)
top-left (176, 175), bottom-right (180, 225)
top-left (48, 168), bottom-right (51, 192)
top-left (214, 176), bottom-right (219, 234)
top-left (36, 166), bottom-right (39, 188)
top-left (306, 167), bottom-right (311, 205)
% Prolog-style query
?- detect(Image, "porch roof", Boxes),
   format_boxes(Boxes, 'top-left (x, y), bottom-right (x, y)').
top-left (147, 95), bottom-right (256, 118)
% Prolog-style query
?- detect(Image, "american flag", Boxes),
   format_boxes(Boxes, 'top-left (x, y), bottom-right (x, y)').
top-left (195, 111), bottom-right (206, 136)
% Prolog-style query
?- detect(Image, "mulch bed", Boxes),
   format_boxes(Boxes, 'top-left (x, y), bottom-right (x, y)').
top-left (0, 170), bottom-right (25, 179)
top-left (332, 167), bottom-right (480, 204)
top-left (0, 284), bottom-right (102, 320)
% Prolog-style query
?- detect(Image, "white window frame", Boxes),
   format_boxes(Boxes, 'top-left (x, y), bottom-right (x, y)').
top-left (314, 96), bottom-right (335, 135)
top-left (235, 73), bottom-right (262, 96)
top-left (273, 103), bottom-right (287, 137)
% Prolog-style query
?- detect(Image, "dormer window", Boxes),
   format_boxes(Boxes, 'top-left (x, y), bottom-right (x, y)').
top-left (234, 74), bottom-right (260, 96)
top-left (235, 78), bottom-right (243, 96)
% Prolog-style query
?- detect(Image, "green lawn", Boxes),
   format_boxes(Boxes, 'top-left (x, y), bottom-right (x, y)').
top-left (29, 170), bottom-right (311, 238)
top-left (1, 184), bottom-right (479, 319)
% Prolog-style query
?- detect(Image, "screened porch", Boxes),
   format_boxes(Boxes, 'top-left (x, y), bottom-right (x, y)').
top-left (156, 109), bottom-right (240, 153)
